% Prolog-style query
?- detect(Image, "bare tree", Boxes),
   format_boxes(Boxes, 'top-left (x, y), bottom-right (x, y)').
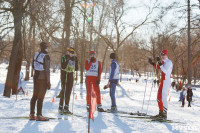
top-left (1, 0), bottom-right (31, 97)
top-left (93, 0), bottom-right (158, 61)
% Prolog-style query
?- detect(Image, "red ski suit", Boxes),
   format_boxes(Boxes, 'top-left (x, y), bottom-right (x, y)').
top-left (154, 58), bottom-right (173, 113)
top-left (85, 59), bottom-right (102, 105)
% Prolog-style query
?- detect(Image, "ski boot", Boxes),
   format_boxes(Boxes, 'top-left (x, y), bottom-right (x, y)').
top-left (58, 105), bottom-right (63, 114)
top-left (110, 105), bottom-right (117, 113)
top-left (36, 115), bottom-right (49, 121)
top-left (97, 104), bottom-right (104, 112)
top-left (150, 111), bottom-right (163, 119)
top-left (162, 112), bottom-right (167, 120)
top-left (29, 114), bottom-right (35, 120)
top-left (63, 105), bottom-right (72, 115)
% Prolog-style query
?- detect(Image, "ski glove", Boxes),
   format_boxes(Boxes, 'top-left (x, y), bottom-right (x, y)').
top-left (148, 58), bottom-right (154, 66)
top-left (96, 80), bottom-right (100, 85)
top-left (47, 82), bottom-right (51, 90)
top-left (90, 57), bottom-right (95, 62)
top-left (156, 57), bottom-right (162, 66)
top-left (103, 85), bottom-right (109, 90)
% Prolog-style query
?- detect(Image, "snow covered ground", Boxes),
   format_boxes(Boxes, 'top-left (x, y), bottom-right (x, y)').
top-left (0, 63), bottom-right (199, 133)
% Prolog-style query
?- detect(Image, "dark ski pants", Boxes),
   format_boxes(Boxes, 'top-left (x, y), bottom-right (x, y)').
top-left (59, 73), bottom-right (74, 107)
top-left (182, 97), bottom-right (185, 106)
top-left (110, 80), bottom-right (119, 106)
top-left (30, 78), bottom-right (47, 115)
top-left (188, 101), bottom-right (191, 107)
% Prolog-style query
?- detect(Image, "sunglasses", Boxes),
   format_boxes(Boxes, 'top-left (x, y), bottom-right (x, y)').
top-left (89, 53), bottom-right (95, 56)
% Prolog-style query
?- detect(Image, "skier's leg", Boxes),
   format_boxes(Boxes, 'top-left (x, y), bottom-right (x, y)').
top-left (95, 81), bottom-right (101, 105)
top-left (110, 83), bottom-right (117, 106)
top-left (86, 77), bottom-right (91, 105)
top-left (157, 81), bottom-right (163, 112)
top-left (65, 73), bottom-right (74, 106)
top-left (162, 81), bottom-right (170, 113)
top-left (37, 79), bottom-right (47, 116)
top-left (30, 78), bottom-right (39, 115)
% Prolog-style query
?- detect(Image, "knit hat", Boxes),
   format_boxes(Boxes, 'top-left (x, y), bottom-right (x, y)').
top-left (89, 51), bottom-right (95, 55)
top-left (67, 47), bottom-right (75, 54)
top-left (161, 49), bottom-right (168, 56)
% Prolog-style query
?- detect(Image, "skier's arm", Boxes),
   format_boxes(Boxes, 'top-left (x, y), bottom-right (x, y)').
top-left (85, 60), bottom-right (92, 71)
top-left (109, 62), bottom-right (116, 81)
top-left (98, 61), bottom-right (102, 80)
top-left (32, 57), bottom-right (34, 70)
top-left (44, 55), bottom-right (50, 84)
top-left (160, 61), bottom-right (173, 74)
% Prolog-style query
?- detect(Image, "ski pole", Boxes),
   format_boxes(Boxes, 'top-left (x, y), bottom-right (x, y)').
top-left (146, 63), bottom-right (157, 114)
top-left (141, 75), bottom-right (148, 112)
top-left (72, 80), bottom-right (77, 114)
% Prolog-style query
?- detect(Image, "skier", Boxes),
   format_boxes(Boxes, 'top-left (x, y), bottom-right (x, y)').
top-left (17, 71), bottom-right (25, 94)
top-left (181, 87), bottom-right (187, 107)
top-left (171, 80), bottom-right (175, 89)
top-left (85, 51), bottom-right (104, 112)
top-left (58, 48), bottom-right (78, 114)
top-left (154, 79), bottom-right (157, 87)
top-left (148, 49), bottom-right (173, 120)
top-left (30, 42), bottom-right (51, 121)
top-left (104, 53), bottom-right (119, 113)
top-left (187, 86), bottom-right (193, 107)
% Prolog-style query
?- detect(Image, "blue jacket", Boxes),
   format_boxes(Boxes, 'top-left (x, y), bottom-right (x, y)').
top-left (109, 60), bottom-right (119, 82)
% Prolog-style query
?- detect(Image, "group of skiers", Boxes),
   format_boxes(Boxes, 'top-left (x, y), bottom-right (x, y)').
top-left (29, 42), bottom-right (120, 121)
top-left (29, 42), bottom-right (193, 121)
top-left (180, 86), bottom-right (193, 107)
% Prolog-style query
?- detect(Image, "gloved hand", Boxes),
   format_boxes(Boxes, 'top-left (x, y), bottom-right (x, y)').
top-left (96, 80), bottom-right (100, 85)
top-left (47, 82), bottom-right (51, 90)
top-left (148, 58), bottom-right (154, 66)
top-left (70, 56), bottom-right (77, 61)
top-left (156, 56), bottom-right (162, 66)
top-left (90, 57), bottom-right (95, 62)
top-left (103, 85), bottom-right (109, 90)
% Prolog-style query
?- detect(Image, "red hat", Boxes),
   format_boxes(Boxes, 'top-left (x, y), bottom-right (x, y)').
top-left (161, 49), bottom-right (168, 56)
top-left (89, 51), bottom-right (95, 55)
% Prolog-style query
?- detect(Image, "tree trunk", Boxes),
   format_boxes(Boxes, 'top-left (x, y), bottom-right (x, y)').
top-left (4, 2), bottom-right (23, 97)
top-left (80, 0), bottom-right (87, 84)
top-left (101, 46), bottom-right (108, 72)
top-left (64, 0), bottom-right (72, 49)
top-left (25, 15), bottom-right (33, 81)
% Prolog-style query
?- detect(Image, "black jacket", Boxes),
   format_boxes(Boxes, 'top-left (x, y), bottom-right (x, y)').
top-left (187, 89), bottom-right (193, 101)
top-left (60, 55), bottom-right (78, 83)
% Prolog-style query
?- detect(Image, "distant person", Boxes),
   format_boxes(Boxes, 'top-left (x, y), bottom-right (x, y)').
top-left (148, 49), bottom-right (173, 120)
top-left (171, 81), bottom-right (175, 89)
top-left (17, 71), bottom-right (25, 94)
top-left (181, 87), bottom-right (187, 107)
top-left (154, 79), bottom-right (157, 87)
top-left (30, 42), bottom-right (51, 121)
top-left (187, 87), bottom-right (193, 107)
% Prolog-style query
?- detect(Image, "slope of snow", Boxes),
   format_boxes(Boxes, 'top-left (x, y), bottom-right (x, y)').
top-left (0, 63), bottom-right (199, 133)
